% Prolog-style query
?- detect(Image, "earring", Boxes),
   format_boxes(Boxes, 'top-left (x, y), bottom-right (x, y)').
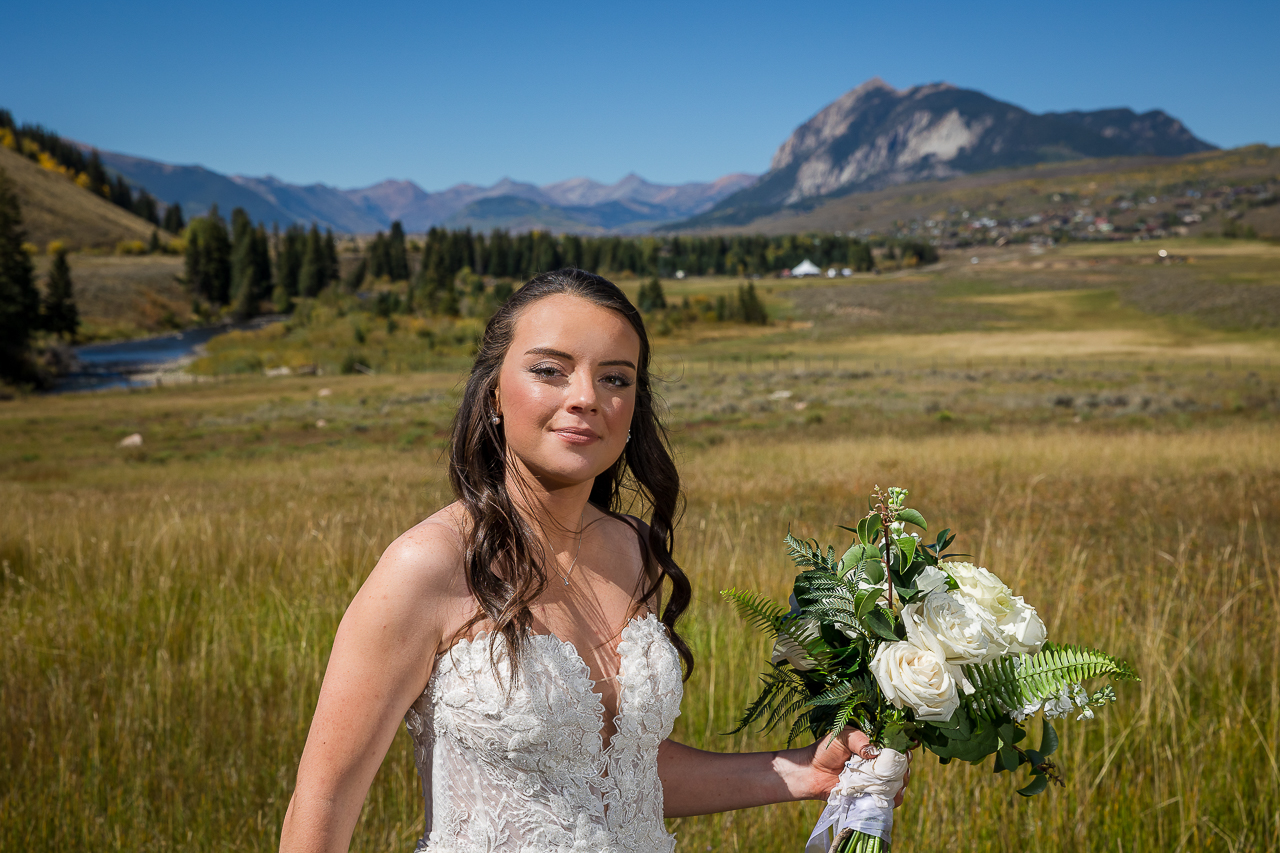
top-left (626, 430), bottom-right (631, 443)
top-left (491, 415), bottom-right (502, 425)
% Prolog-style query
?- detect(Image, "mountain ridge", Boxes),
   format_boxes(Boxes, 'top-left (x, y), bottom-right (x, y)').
top-left (92, 147), bottom-right (756, 234)
top-left (679, 78), bottom-right (1216, 229)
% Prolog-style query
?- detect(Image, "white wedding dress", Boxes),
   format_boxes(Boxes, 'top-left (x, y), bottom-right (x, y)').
top-left (405, 613), bottom-right (684, 853)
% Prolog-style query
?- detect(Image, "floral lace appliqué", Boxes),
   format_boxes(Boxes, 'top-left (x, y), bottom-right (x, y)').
top-left (405, 614), bottom-right (683, 853)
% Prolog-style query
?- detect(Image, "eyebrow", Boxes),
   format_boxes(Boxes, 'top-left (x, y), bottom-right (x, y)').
top-left (524, 347), bottom-right (637, 370)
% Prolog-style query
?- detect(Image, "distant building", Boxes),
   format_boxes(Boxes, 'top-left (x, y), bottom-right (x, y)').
top-left (791, 259), bottom-right (821, 277)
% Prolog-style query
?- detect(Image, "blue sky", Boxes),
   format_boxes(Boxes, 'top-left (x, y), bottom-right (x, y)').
top-left (2, 0), bottom-right (1276, 191)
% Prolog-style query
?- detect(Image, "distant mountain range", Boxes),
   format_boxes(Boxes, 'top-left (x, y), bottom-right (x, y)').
top-left (92, 147), bottom-right (756, 235)
top-left (84, 77), bottom-right (1217, 234)
top-left (678, 78), bottom-right (1217, 229)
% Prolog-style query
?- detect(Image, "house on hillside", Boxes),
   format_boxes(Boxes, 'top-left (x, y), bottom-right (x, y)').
top-left (791, 259), bottom-right (821, 277)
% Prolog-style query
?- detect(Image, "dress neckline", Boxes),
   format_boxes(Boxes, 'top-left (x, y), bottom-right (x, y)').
top-left (436, 612), bottom-right (662, 756)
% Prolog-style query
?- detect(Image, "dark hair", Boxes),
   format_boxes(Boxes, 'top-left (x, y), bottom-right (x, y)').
top-left (448, 268), bottom-right (693, 679)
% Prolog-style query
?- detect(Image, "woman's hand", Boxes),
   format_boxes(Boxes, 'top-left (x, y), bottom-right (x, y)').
top-left (807, 728), bottom-right (912, 807)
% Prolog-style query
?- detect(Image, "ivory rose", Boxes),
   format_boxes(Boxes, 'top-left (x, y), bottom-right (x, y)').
top-left (902, 591), bottom-right (990, 673)
top-left (870, 641), bottom-right (960, 722)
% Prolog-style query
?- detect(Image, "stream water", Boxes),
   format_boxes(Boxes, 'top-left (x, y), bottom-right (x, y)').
top-left (55, 316), bottom-right (282, 393)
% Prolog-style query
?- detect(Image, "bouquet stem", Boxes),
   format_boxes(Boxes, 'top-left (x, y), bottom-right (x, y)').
top-left (832, 828), bottom-right (887, 853)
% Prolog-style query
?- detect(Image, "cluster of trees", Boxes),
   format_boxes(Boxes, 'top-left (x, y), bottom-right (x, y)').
top-left (0, 168), bottom-right (79, 386)
top-left (400, 229), bottom-right (880, 287)
top-left (184, 206), bottom-right (339, 318)
top-left (0, 108), bottom-right (176, 230)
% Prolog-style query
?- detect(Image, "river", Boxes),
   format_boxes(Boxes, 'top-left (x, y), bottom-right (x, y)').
top-left (56, 316), bottom-right (283, 393)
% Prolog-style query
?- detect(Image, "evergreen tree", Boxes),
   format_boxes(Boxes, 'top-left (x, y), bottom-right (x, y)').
top-left (110, 174), bottom-right (133, 209)
top-left (387, 221), bottom-right (410, 281)
top-left (276, 225), bottom-right (304, 300)
top-left (42, 247), bottom-right (80, 341)
top-left (148, 229), bottom-right (162, 254)
top-left (297, 224), bottom-right (328, 297)
top-left (229, 208), bottom-right (260, 317)
top-left (342, 257), bottom-right (367, 292)
top-left (637, 275), bottom-right (667, 312)
top-left (85, 150), bottom-right (108, 196)
top-left (132, 189), bottom-right (159, 225)
top-left (738, 282), bottom-right (768, 325)
top-left (185, 205), bottom-right (232, 304)
top-left (162, 202), bottom-right (185, 234)
top-left (0, 169), bottom-right (41, 383)
top-left (367, 232), bottom-right (390, 279)
top-left (324, 229), bottom-right (339, 283)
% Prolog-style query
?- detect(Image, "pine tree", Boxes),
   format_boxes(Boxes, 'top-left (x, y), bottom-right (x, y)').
top-left (638, 276), bottom-right (666, 312)
top-left (387, 221), bottom-right (410, 281)
top-left (276, 225), bottom-right (304, 300)
top-left (110, 175), bottom-right (133, 210)
top-left (162, 202), bottom-right (185, 234)
top-left (0, 168), bottom-right (41, 383)
top-left (133, 190), bottom-right (159, 225)
top-left (738, 282), bottom-right (768, 325)
top-left (185, 205), bottom-right (232, 304)
top-left (297, 224), bottom-right (327, 297)
top-left (324, 229), bottom-right (339, 283)
top-left (85, 150), bottom-right (108, 196)
top-left (42, 246), bottom-right (80, 341)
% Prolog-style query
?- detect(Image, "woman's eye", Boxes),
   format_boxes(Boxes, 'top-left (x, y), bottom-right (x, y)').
top-left (529, 364), bottom-right (563, 378)
top-left (602, 373), bottom-right (634, 389)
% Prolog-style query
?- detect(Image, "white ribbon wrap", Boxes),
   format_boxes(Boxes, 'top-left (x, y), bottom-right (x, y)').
top-left (805, 748), bottom-right (908, 853)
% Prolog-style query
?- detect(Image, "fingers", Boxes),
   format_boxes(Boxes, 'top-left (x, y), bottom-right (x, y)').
top-left (840, 726), bottom-right (876, 760)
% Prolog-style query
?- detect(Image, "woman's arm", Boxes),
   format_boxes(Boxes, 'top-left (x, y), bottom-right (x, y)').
top-left (279, 517), bottom-right (468, 853)
top-left (658, 730), bottom-right (905, 818)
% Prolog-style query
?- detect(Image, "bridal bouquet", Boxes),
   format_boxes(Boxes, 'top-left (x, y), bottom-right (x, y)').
top-left (723, 487), bottom-right (1138, 853)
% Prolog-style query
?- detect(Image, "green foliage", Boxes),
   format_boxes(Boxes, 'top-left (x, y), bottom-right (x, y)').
top-left (962, 643), bottom-right (1140, 721)
top-left (42, 247), bottom-right (79, 341)
top-left (185, 204), bottom-right (232, 305)
top-left (0, 167), bottom-right (40, 383)
top-left (161, 201), bottom-right (184, 234)
top-left (637, 276), bottom-right (667, 312)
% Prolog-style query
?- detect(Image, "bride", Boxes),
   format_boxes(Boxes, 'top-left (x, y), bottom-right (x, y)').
top-left (279, 269), bottom-right (904, 852)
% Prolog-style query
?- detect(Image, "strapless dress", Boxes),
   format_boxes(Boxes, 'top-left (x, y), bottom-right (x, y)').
top-left (405, 613), bottom-right (684, 852)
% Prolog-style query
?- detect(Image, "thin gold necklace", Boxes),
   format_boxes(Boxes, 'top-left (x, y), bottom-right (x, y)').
top-left (556, 508), bottom-right (587, 586)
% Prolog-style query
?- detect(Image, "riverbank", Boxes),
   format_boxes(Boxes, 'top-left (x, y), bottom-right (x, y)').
top-left (55, 315), bottom-right (284, 392)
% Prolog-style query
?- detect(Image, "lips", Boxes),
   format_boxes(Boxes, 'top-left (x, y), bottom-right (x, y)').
top-left (552, 427), bottom-right (600, 445)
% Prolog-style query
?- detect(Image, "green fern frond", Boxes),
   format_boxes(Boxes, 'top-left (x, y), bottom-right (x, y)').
top-left (721, 588), bottom-right (789, 635)
top-left (788, 708), bottom-right (817, 746)
top-left (963, 643), bottom-right (1140, 719)
top-left (727, 666), bottom-right (809, 734)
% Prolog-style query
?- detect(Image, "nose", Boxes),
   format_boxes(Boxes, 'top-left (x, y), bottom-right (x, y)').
top-left (566, 369), bottom-right (599, 414)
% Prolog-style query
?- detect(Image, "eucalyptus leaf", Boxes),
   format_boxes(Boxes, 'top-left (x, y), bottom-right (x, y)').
top-left (862, 609), bottom-right (900, 641)
top-left (897, 508), bottom-right (927, 531)
top-left (1017, 775), bottom-right (1050, 797)
top-left (1041, 718), bottom-right (1059, 756)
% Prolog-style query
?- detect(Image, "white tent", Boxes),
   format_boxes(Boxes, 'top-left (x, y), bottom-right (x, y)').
top-left (791, 259), bottom-right (821, 277)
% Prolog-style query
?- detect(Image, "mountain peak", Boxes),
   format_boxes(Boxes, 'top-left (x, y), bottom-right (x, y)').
top-left (687, 81), bottom-right (1217, 229)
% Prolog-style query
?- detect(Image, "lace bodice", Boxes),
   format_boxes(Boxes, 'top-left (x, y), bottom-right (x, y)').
top-left (405, 614), bottom-right (684, 853)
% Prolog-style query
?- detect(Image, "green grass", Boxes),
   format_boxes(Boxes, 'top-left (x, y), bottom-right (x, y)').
top-left (2, 239), bottom-right (1280, 851)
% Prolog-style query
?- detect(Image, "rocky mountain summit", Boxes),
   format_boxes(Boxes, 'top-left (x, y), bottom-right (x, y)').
top-left (683, 78), bottom-right (1216, 227)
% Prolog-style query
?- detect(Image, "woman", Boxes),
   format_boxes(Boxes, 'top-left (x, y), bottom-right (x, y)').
top-left (280, 269), bottom-right (902, 852)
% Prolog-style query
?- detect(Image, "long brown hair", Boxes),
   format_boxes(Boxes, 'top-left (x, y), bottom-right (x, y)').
top-left (448, 268), bottom-right (693, 679)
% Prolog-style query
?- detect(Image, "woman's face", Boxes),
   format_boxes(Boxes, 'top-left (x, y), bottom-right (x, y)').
top-left (494, 293), bottom-right (641, 492)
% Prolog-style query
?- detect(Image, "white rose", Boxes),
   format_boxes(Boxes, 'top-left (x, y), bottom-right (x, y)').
top-left (915, 564), bottom-right (950, 595)
top-left (902, 591), bottom-right (990, 680)
top-left (942, 562), bottom-right (1014, 620)
top-left (771, 618), bottom-right (820, 671)
top-left (870, 641), bottom-right (961, 722)
top-left (997, 595), bottom-right (1047, 655)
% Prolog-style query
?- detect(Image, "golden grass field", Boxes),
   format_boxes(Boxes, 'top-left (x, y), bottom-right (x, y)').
top-left (2, 239), bottom-right (1278, 851)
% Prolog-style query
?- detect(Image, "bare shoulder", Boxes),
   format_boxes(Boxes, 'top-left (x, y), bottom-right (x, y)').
top-left (345, 502), bottom-right (472, 655)
top-left (602, 511), bottom-right (662, 612)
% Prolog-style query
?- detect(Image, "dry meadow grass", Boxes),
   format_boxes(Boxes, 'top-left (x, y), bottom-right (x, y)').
top-left (2, 239), bottom-right (1279, 851)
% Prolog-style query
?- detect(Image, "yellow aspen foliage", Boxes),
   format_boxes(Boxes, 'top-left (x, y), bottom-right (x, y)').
top-left (115, 239), bottom-right (147, 255)
top-left (0, 127), bottom-right (16, 150)
top-left (22, 241), bottom-right (40, 256)
top-left (20, 137), bottom-right (40, 157)
top-left (75, 172), bottom-right (92, 190)
top-left (37, 150), bottom-right (74, 178)
top-left (46, 239), bottom-right (67, 256)
top-left (100, 183), bottom-right (112, 198)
